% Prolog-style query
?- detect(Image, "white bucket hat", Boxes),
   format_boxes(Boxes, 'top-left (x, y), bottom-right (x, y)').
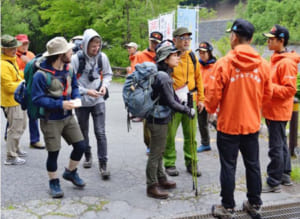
top-left (43, 37), bottom-right (73, 57)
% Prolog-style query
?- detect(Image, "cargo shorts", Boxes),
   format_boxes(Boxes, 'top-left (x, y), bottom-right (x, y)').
top-left (40, 115), bottom-right (83, 152)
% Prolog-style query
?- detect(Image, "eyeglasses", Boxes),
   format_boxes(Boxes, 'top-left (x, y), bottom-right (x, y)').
top-left (177, 36), bottom-right (192, 41)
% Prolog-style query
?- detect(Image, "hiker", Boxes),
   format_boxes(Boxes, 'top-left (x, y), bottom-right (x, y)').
top-left (1, 34), bottom-right (27, 165)
top-left (15, 34), bottom-right (45, 149)
top-left (195, 42), bottom-right (217, 153)
top-left (206, 19), bottom-right (272, 219)
top-left (71, 28), bottom-right (113, 179)
top-left (146, 40), bottom-right (195, 199)
top-left (125, 42), bottom-right (139, 75)
top-left (262, 25), bottom-right (299, 193)
top-left (163, 27), bottom-right (204, 177)
top-left (31, 37), bottom-right (86, 198)
top-left (131, 31), bottom-right (163, 154)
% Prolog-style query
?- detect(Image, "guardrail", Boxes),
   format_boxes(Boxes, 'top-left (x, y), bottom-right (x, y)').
top-left (112, 66), bottom-right (127, 78)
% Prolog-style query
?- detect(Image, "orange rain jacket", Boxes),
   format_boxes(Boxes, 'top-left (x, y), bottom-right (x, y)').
top-left (200, 62), bottom-right (215, 90)
top-left (128, 51), bottom-right (140, 74)
top-left (205, 44), bottom-right (273, 135)
top-left (16, 50), bottom-right (35, 71)
top-left (130, 49), bottom-right (155, 73)
top-left (262, 51), bottom-right (300, 121)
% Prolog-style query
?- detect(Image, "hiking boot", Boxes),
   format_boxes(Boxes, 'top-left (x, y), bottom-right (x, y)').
top-left (197, 145), bottom-right (211, 153)
top-left (17, 150), bottom-right (27, 157)
top-left (99, 161), bottom-right (110, 180)
top-left (4, 157), bottom-right (26, 165)
top-left (83, 153), bottom-right (92, 168)
top-left (147, 183), bottom-right (168, 199)
top-left (261, 183), bottom-right (281, 193)
top-left (30, 141), bottom-right (45, 149)
top-left (281, 173), bottom-right (293, 186)
top-left (186, 163), bottom-right (202, 177)
top-left (165, 166), bottom-right (179, 177)
top-left (211, 204), bottom-right (235, 219)
top-left (49, 178), bottom-right (64, 198)
top-left (242, 200), bottom-right (261, 219)
top-left (158, 178), bottom-right (176, 189)
top-left (62, 168), bottom-right (86, 187)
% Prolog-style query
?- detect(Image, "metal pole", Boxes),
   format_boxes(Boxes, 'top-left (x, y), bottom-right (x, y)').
top-left (289, 97), bottom-right (299, 156)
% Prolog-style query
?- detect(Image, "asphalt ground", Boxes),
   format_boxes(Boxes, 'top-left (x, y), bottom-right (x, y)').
top-left (1, 82), bottom-right (300, 219)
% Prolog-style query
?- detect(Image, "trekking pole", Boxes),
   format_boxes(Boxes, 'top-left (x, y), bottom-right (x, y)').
top-left (187, 92), bottom-right (198, 196)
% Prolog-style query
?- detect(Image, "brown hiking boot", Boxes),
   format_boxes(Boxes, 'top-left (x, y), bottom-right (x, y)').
top-left (158, 178), bottom-right (176, 189)
top-left (147, 183), bottom-right (168, 199)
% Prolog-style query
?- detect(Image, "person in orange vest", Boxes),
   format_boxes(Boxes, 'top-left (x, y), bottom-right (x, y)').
top-left (125, 42), bottom-right (139, 75)
top-left (15, 34), bottom-right (45, 149)
top-left (195, 42), bottom-right (217, 153)
top-left (205, 19), bottom-right (273, 219)
top-left (262, 25), bottom-right (300, 193)
top-left (130, 31), bottom-right (163, 154)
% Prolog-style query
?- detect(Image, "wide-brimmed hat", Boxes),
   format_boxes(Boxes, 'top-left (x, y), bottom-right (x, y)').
top-left (15, 34), bottom-right (30, 43)
top-left (155, 40), bottom-right (179, 63)
top-left (43, 37), bottom-right (73, 57)
top-left (1, 34), bottom-right (22, 48)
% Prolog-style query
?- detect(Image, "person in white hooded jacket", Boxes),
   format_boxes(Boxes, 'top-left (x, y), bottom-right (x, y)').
top-left (71, 29), bottom-right (113, 179)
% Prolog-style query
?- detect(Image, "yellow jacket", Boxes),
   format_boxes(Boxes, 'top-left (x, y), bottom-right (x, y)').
top-left (172, 50), bottom-right (204, 102)
top-left (1, 54), bottom-right (24, 107)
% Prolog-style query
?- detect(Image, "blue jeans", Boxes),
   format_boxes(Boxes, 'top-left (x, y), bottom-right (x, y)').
top-left (217, 131), bottom-right (262, 208)
top-left (29, 117), bottom-right (40, 144)
top-left (75, 102), bottom-right (107, 162)
top-left (265, 119), bottom-right (291, 187)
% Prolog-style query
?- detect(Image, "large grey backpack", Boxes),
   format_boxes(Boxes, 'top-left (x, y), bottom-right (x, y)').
top-left (122, 62), bottom-right (171, 120)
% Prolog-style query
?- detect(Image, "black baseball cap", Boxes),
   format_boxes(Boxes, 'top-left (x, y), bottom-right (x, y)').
top-left (149, 31), bottom-right (163, 43)
top-left (196, 41), bottom-right (213, 52)
top-left (226, 19), bottom-right (254, 40)
top-left (263, 24), bottom-right (289, 42)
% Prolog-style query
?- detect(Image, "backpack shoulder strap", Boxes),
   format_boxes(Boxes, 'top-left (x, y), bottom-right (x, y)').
top-left (189, 51), bottom-right (197, 72)
top-left (97, 52), bottom-right (102, 73)
top-left (76, 51), bottom-right (86, 79)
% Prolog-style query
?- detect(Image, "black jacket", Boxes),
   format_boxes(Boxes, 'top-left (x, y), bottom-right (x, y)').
top-left (147, 70), bottom-right (190, 124)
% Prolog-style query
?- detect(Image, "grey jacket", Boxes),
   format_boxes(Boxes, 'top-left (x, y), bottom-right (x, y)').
top-left (71, 28), bottom-right (113, 107)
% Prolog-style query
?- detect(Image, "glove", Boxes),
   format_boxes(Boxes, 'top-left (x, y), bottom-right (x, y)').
top-left (187, 108), bottom-right (195, 119)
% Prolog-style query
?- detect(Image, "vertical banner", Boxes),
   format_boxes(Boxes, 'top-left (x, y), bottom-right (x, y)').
top-left (148, 18), bottom-right (160, 36)
top-left (159, 12), bottom-right (175, 40)
top-left (177, 7), bottom-right (199, 51)
top-left (148, 11), bottom-right (175, 41)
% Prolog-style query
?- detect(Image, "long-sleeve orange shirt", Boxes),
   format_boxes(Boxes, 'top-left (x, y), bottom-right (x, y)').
top-left (16, 50), bottom-right (35, 71)
top-left (205, 44), bottom-right (273, 135)
top-left (262, 51), bottom-right (300, 121)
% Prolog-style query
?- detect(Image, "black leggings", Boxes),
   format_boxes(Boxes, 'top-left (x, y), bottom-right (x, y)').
top-left (46, 140), bottom-right (85, 172)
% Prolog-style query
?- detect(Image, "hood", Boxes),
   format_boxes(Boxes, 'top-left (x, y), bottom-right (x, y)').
top-left (229, 44), bottom-right (262, 71)
top-left (271, 51), bottom-right (300, 64)
top-left (82, 29), bottom-right (102, 58)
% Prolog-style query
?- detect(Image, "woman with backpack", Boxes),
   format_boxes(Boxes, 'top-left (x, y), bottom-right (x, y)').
top-left (145, 40), bottom-right (195, 199)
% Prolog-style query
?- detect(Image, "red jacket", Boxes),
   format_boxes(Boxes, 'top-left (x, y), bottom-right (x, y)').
top-left (262, 51), bottom-right (300, 121)
top-left (205, 44), bottom-right (273, 135)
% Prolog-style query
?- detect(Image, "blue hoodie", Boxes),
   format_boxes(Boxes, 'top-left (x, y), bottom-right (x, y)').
top-left (32, 59), bottom-right (81, 120)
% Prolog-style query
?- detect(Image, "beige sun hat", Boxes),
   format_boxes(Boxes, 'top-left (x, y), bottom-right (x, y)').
top-left (43, 37), bottom-right (73, 57)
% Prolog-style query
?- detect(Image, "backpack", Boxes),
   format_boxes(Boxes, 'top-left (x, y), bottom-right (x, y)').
top-left (14, 55), bottom-right (73, 119)
top-left (122, 62), bottom-right (171, 121)
top-left (76, 50), bottom-right (109, 100)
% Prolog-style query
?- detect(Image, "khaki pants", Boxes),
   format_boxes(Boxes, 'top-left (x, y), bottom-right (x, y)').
top-left (4, 105), bottom-right (27, 158)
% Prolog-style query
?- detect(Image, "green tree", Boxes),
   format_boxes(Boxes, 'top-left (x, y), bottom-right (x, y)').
top-left (235, 0), bottom-right (300, 45)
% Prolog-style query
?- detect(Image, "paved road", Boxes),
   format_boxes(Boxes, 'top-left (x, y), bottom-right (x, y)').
top-left (1, 82), bottom-right (300, 219)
